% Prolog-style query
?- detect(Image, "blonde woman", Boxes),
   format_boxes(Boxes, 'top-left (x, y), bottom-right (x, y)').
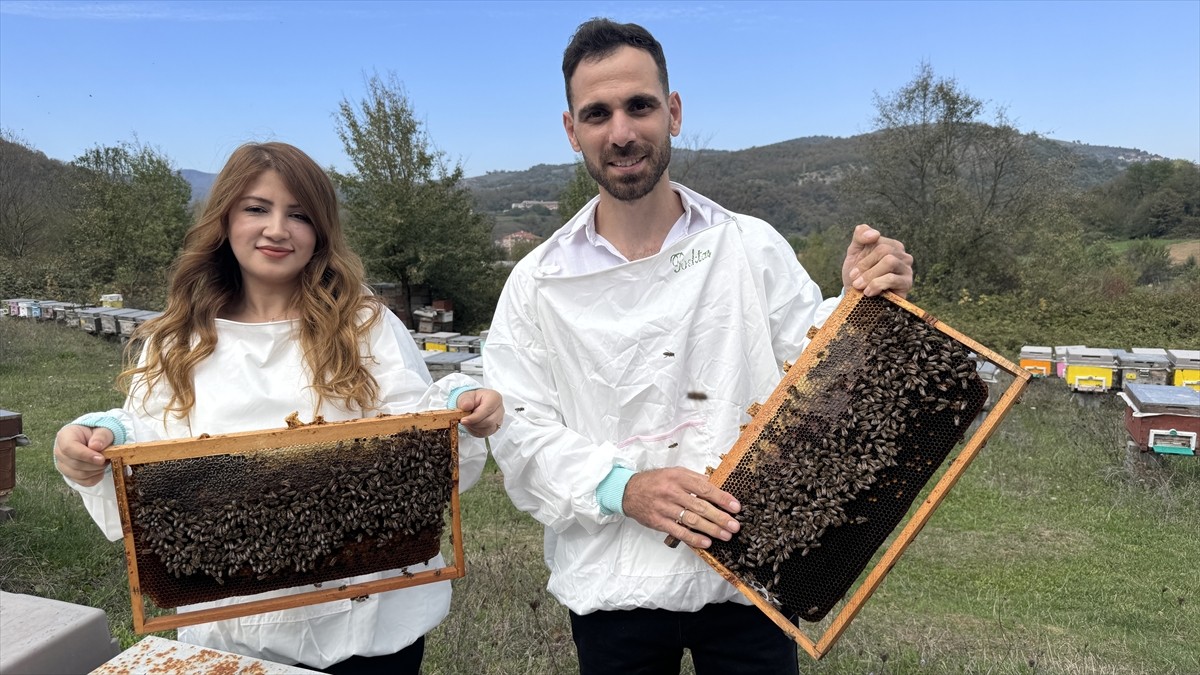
top-left (53, 142), bottom-right (502, 674)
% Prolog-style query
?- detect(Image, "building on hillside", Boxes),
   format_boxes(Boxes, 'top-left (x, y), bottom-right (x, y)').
top-left (497, 230), bottom-right (543, 252)
top-left (510, 200), bottom-right (559, 211)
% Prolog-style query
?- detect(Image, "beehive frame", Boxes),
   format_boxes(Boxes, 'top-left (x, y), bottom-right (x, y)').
top-left (104, 410), bottom-right (466, 633)
top-left (686, 290), bottom-right (1029, 659)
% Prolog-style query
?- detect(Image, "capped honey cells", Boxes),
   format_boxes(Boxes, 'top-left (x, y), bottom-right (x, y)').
top-left (706, 295), bottom-right (989, 622)
top-left (126, 428), bottom-right (453, 609)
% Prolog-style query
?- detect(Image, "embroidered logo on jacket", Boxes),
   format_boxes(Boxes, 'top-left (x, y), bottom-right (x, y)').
top-left (671, 248), bottom-right (712, 273)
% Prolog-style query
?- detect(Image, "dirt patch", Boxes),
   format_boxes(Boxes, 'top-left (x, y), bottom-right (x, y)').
top-left (1168, 240), bottom-right (1200, 264)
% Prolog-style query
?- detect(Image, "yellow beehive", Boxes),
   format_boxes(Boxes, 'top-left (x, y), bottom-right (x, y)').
top-left (1065, 348), bottom-right (1116, 392)
top-left (1167, 350), bottom-right (1200, 391)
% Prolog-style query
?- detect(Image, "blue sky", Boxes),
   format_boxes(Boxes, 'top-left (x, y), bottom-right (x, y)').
top-left (1, 0), bottom-right (1197, 177)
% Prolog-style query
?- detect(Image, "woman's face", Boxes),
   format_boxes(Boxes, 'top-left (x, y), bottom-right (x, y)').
top-left (226, 169), bottom-right (317, 292)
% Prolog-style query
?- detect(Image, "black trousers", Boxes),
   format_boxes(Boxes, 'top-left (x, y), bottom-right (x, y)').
top-left (570, 603), bottom-right (799, 675)
top-left (299, 636), bottom-right (424, 675)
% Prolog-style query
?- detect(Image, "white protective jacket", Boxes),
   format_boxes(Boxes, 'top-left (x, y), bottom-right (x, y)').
top-left (66, 309), bottom-right (486, 668)
top-left (487, 185), bottom-right (836, 614)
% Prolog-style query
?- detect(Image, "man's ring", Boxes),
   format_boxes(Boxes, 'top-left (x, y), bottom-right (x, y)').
top-left (675, 509), bottom-right (687, 525)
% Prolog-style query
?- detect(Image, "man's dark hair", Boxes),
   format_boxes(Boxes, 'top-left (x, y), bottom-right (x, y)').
top-left (562, 18), bottom-right (669, 111)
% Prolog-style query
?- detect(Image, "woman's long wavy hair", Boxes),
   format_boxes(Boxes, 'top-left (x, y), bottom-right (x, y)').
top-left (122, 142), bottom-right (382, 418)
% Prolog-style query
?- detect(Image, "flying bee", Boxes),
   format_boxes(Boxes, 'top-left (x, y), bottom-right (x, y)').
top-left (663, 351), bottom-right (675, 358)
top-left (687, 392), bottom-right (708, 401)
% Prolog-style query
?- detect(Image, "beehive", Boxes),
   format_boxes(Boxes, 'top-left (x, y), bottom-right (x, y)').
top-left (1065, 348), bottom-right (1117, 393)
top-left (1167, 350), bottom-right (1200, 391)
top-left (104, 410), bottom-right (466, 633)
top-left (684, 290), bottom-right (1028, 660)
top-left (1018, 346), bottom-right (1052, 377)
top-left (1120, 384), bottom-right (1200, 455)
top-left (1117, 352), bottom-right (1171, 387)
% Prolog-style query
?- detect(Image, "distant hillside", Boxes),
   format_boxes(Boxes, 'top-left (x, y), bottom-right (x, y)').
top-left (176, 134), bottom-right (1172, 235)
top-left (180, 169), bottom-right (216, 205)
top-left (459, 134), bottom-right (1169, 237)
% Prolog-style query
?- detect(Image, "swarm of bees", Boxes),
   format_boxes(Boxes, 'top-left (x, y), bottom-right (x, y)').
top-left (128, 429), bottom-right (452, 607)
top-left (707, 298), bottom-right (986, 620)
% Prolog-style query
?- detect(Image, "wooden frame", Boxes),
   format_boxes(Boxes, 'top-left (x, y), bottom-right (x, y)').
top-left (104, 410), bottom-right (467, 634)
top-left (686, 289), bottom-right (1030, 660)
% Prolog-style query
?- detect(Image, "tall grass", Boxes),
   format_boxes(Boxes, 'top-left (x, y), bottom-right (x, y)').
top-left (2, 318), bottom-right (1197, 673)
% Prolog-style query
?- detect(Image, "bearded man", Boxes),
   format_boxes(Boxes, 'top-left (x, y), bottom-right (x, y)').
top-left (485, 18), bottom-right (914, 675)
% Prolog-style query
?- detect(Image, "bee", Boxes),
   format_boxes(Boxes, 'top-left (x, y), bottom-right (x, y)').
top-left (663, 351), bottom-right (675, 358)
top-left (668, 442), bottom-right (679, 449)
top-left (687, 392), bottom-right (708, 401)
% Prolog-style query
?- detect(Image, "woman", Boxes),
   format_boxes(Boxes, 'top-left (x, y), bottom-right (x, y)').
top-left (53, 142), bottom-right (502, 673)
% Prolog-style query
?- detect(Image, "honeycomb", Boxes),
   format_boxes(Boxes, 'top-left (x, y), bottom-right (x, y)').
top-left (705, 295), bottom-right (990, 623)
top-left (123, 428), bottom-right (453, 609)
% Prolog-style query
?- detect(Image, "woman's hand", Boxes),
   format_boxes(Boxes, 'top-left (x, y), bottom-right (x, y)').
top-left (53, 424), bottom-right (113, 487)
top-left (455, 389), bottom-right (505, 437)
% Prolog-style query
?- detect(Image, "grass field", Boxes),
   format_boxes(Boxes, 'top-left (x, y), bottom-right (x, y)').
top-left (1106, 238), bottom-right (1200, 264)
top-left (1, 317), bottom-right (1197, 674)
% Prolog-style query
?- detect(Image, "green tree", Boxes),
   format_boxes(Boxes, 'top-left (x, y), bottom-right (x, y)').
top-left (557, 160), bottom-right (598, 223)
top-left (1082, 160), bottom-right (1200, 239)
top-left (332, 72), bottom-right (502, 331)
top-left (1124, 240), bottom-right (1174, 285)
top-left (507, 237), bottom-right (542, 263)
top-left (795, 229), bottom-right (847, 298)
top-left (0, 131), bottom-right (74, 259)
top-left (71, 139), bottom-right (191, 308)
top-left (846, 62), bottom-right (1072, 299)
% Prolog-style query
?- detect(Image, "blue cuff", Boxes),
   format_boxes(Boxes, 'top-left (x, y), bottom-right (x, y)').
top-left (596, 466), bottom-right (636, 516)
top-left (447, 384), bottom-right (482, 411)
top-left (71, 413), bottom-right (128, 446)
top-left (447, 384), bottom-right (483, 434)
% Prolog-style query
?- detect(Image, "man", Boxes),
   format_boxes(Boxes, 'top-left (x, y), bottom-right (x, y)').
top-left (486, 18), bottom-right (913, 674)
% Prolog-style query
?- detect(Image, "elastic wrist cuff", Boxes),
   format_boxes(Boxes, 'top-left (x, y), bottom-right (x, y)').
top-left (447, 384), bottom-right (483, 434)
top-left (71, 413), bottom-right (128, 446)
top-left (596, 466), bottom-right (636, 516)
top-left (447, 384), bottom-right (482, 411)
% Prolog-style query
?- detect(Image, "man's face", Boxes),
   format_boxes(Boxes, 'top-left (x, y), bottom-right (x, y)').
top-left (564, 45), bottom-right (682, 202)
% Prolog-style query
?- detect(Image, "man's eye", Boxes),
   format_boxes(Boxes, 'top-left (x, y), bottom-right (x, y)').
top-left (583, 110), bottom-right (607, 121)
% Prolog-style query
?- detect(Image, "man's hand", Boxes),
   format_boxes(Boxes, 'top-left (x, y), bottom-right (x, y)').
top-left (622, 467), bottom-right (741, 549)
top-left (841, 224), bottom-right (914, 298)
top-left (53, 424), bottom-right (113, 487)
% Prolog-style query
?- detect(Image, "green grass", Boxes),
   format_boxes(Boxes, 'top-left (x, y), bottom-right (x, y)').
top-left (2, 318), bottom-right (1198, 673)
top-left (1106, 238), bottom-right (1197, 254)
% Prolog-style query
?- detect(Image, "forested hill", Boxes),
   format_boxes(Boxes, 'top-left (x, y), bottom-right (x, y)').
top-left (6, 132), bottom-right (1165, 241)
top-left (463, 134), bottom-right (1167, 236)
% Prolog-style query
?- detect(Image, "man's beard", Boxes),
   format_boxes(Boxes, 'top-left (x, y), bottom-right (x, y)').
top-left (583, 134), bottom-right (672, 202)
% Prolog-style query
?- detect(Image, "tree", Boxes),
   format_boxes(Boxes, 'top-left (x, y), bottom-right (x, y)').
top-left (557, 160), bottom-right (598, 223)
top-left (0, 131), bottom-right (72, 258)
top-left (332, 73), bottom-right (502, 331)
top-left (845, 63), bottom-right (1072, 298)
top-left (71, 139), bottom-right (191, 307)
top-left (668, 130), bottom-right (715, 183)
top-left (1084, 160), bottom-right (1200, 239)
top-left (795, 229), bottom-right (846, 298)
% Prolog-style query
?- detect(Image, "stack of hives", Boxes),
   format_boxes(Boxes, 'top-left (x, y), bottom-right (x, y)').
top-left (1022, 344), bottom-right (1198, 394)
